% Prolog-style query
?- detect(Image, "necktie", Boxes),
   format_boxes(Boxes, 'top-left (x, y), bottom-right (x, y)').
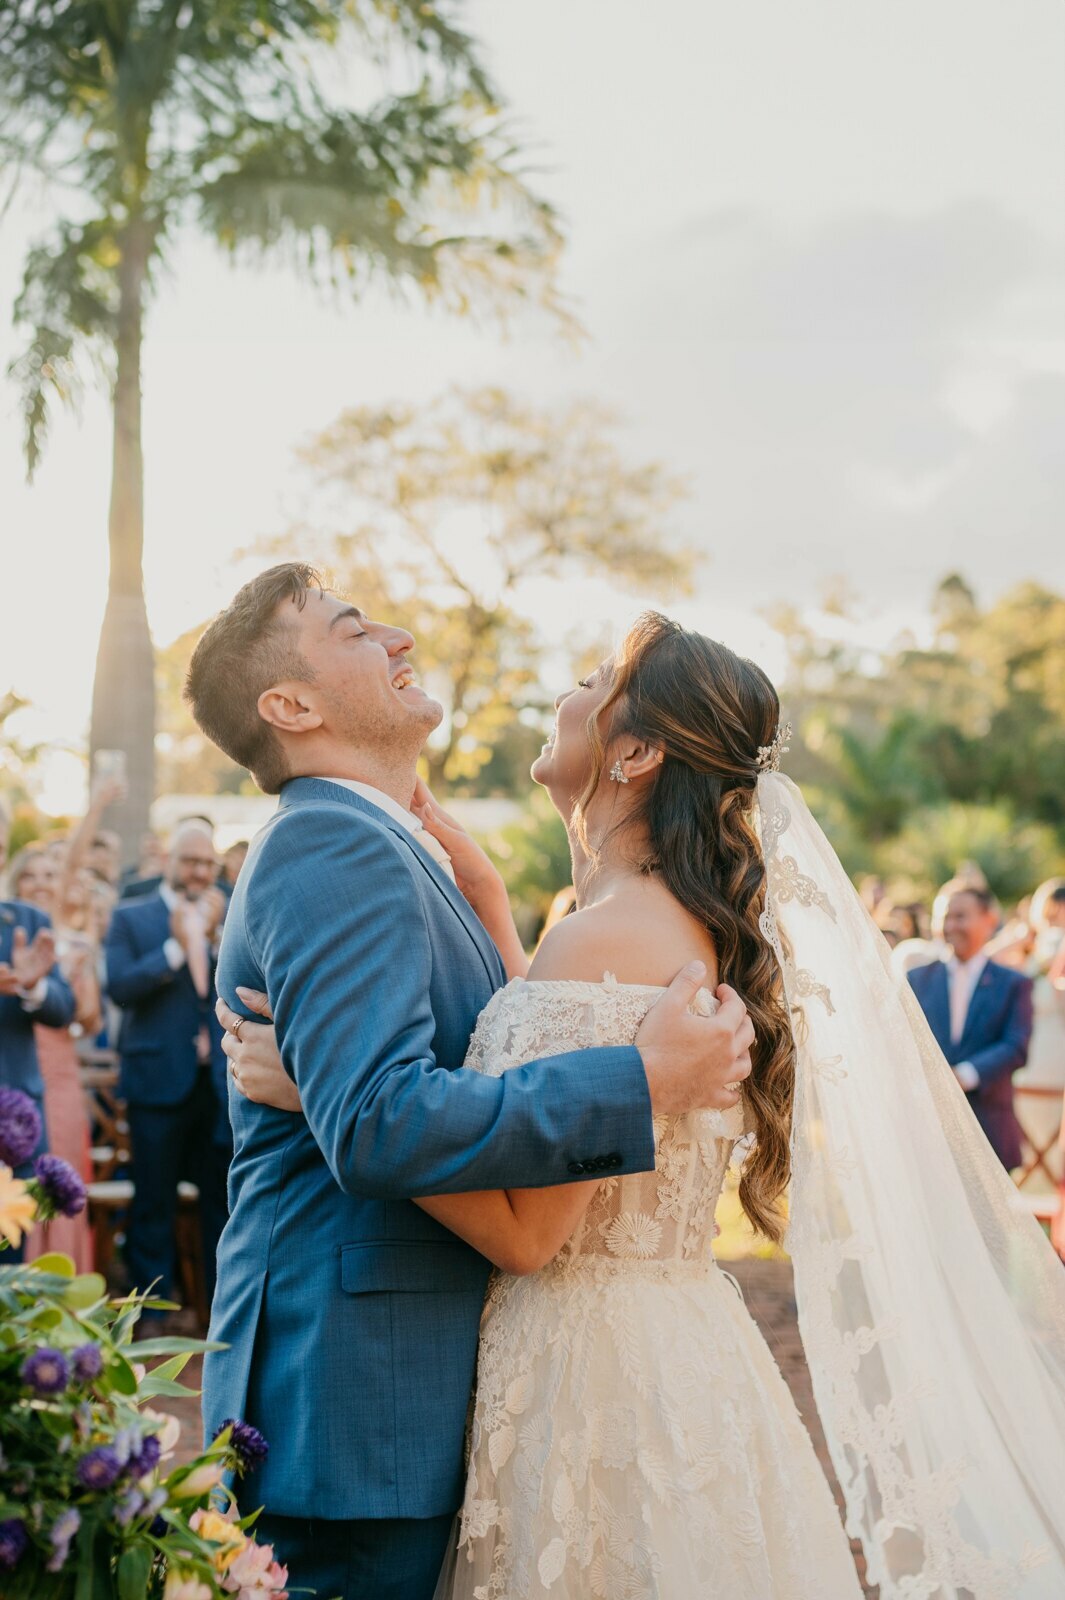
top-left (182, 901), bottom-right (210, 1000)
top-left (949, 963), bottom-right (973, 1045)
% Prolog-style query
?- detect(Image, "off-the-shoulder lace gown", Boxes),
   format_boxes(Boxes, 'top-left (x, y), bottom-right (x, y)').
top-left (439, 977), bottom-right (864, 1600)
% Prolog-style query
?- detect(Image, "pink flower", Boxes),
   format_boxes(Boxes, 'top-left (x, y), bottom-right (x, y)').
top-left (222, 1539), bottom-right (289, 1598)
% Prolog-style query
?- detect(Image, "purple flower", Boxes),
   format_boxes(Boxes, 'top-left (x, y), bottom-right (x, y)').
top-left (76, 1446), bottom-right (123, 1490)
top-left (33, 1153), bottom-right (87, 1217)
top-left (216, 1417), bottom-right (269, 1472)
top-left (0, 1087), bottom-right (42, 1168)
top-left (20, 1347), bottom-right (70, 1396)
top-left (46, 1508), bottom-right (80, 1573)
top-left (128, 1433), bottom-right (161, 1477)
top-left (0, 1520), bottom-right (28, 1571)
top-left (72, 1343), bottom-right (103, 1384)
top-left (114, 1488), bottom-right (144, 1527)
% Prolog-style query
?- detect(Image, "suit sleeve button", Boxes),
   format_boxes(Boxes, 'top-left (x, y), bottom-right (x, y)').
top-left (567, 1161), bottom-right (585, 1175)
top-left (608, 1153), bottom-right (622, 1167)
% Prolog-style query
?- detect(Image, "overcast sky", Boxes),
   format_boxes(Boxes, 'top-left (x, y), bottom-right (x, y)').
top-left (2, 0), bottom-right (1063, 806)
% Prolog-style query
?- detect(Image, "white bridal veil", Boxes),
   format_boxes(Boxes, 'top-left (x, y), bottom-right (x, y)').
top-left (756, 772), bottom-right (1065, 1599)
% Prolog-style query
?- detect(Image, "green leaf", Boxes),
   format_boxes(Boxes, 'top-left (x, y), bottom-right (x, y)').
top-left (33, 1251), bottom-right (75, 1277)
top-left (75, 1511), bottom-right (97, 1600)
top-left (137, 1375), bottom-right (200, 1400)
top-left (107, 1352), bottom-right (139, 1396)
top-left (146, 1350), bottom-right (196, 1381)
top-left (63, 1273), bottom-right (108, 1310)
top-left (116, 1544), bottom-right (152, 1600)
top-left (129, 1337), bottom-right (222, 1358)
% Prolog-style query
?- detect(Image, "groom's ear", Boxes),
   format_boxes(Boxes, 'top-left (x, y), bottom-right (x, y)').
top-left (257, 683), bottom-right (324, 736)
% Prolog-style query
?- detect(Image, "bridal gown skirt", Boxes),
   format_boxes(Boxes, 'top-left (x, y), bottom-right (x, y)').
top-left (443, 1253), bottom-right (864, 1600)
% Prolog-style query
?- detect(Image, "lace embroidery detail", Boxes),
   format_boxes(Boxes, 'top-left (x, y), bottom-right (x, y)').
top-left (447, 978), bottom-right (865, 1599)
top-left (767, 851), bottom-right (837, 921)
top-left (759, 775), bottom-right (1059, 1597)
top-left (793, 968), bottom-right (835, 1014)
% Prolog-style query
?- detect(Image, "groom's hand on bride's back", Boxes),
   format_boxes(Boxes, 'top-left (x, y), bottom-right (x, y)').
top-left (635, 963), bottom-right (754, 1116)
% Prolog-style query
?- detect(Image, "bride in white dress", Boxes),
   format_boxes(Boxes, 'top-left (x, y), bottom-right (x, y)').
top-left (231, 613), bottom-right (1065, 1599)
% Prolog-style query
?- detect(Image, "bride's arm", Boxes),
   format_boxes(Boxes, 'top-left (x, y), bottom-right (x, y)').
top-left (217, 992), bottom-right (598, 1273)
top-left (416, 1181), bottom-right (599, 1277)
top-left (412, 781), bottom-right (528, 980)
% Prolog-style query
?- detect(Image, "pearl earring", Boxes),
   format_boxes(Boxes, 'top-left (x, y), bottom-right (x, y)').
top-left (610, 760), bottom-right (629, 784)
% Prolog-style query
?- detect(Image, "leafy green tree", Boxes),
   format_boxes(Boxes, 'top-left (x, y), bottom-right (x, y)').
top-left (1, 1), bottom-right (566, 857)
top-left (769, 577), bottom-right (1065, 902)
top-left (878, 802), bottom-right (1060, 904)
top-left (285, 386), bottom-right (693, 787)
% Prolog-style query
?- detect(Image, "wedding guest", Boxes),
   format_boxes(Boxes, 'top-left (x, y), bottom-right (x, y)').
top-left (7, 845), bottom-right (97, 1271)
top-left (0, 806), bottom-right (77, 1263)
top-left (87, 829), bottom-right (122, 888)
top-left (908, 885), bottom-right (1033, 1170)
top-left (120, 816), bottom-right (215, 902)
top-left (219, 840), bottom-right (249, 890)
top-left (104, 821), bottom-right (230, 1314)
top-left (119, 831), bottom-right (168, 900)
top-left (1011, 879), bottom-right (1065, 1179)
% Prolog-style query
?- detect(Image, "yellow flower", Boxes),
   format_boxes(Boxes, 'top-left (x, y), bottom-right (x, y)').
top-left (172, 1461), bottom-right (225, 1498)
top-left (163, 1574), bottom-right (213, 1600)
top-left (189, 1507), bottom-right (246, 1573)
top-left (0, 1164), bottom-right (37, 1248)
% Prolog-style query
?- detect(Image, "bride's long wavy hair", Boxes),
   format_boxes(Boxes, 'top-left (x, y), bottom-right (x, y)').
top-left (575, 612), bottom-right (795, 1242)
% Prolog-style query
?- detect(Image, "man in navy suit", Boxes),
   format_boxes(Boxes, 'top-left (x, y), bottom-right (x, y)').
top-left (184, 563), bottom-right (755, 1600)
top-left (104, 821), bottom-right (230, 1310)
top-left (0, 800), bottom-right (77, 1259)
top-left (908, 884), bottom-right (1033, 1170)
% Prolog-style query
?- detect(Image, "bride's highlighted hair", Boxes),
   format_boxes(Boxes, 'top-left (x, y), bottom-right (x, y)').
top-left (575, 612), bottom-right (795, 1242)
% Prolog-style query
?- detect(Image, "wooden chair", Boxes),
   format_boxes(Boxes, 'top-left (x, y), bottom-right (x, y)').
top-left (79, 1059), bottom-right (211, 1327)
top-left (1014, 1084), bottom-right (1064, 1187)
top-left (1013, 1083), bottom-right (1063, 1231)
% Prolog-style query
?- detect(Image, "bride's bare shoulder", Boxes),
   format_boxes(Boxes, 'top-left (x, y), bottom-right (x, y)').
top-left (528, 879), bottom-right (719, 987)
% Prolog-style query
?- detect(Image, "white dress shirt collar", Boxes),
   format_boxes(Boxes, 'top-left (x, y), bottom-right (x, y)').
top-left (311, 777), bottom-right (456, 881)
top-left (946, 949), bottom-right (990, 983)
top-left (312, 777), bottom-right (420, 835)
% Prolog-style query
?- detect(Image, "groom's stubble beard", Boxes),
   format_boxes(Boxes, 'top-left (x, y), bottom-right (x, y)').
top-left (328, 679), bottom-right (443, 768)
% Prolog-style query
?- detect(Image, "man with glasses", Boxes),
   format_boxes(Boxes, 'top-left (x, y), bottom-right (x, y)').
top-left (105, 821), bottom-right (230, 1319)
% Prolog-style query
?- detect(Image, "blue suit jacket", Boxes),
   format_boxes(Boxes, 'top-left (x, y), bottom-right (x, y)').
top-left (104, 891), bottom-right (228, 1141)
top-left (203, 778), bottom-right (656, 1521)
top-left (0, 901), bottom-right (76, 1129)
top-left (907, 957), bottom-right (1033, 1169)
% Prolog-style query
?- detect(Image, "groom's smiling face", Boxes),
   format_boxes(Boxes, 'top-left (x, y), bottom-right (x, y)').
top-left (266, 589), bottom-right (443, 759)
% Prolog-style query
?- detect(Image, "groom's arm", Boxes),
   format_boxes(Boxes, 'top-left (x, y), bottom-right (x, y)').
top-left (243, 809), bottom-right (656, 1199)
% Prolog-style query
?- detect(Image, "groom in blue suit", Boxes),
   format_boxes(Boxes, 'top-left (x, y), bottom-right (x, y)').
top-left (185, 564), bottom-right (753, 1600)
top-left (908, 884), bottom-right (1033, 1170)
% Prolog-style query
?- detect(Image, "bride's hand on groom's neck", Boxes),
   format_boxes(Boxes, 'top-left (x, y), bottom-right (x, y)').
top-left (413, 779), bottom-right (528, 979)
top-left (635, 967), bottom-right (754, 1117)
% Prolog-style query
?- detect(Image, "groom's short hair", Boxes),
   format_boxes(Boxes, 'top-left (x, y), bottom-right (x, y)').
top-left (185, 562), bottom-right (322, 794)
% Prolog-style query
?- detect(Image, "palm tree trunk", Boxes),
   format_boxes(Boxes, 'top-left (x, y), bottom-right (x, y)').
top-left (89, 221), bottom-right (155, 868)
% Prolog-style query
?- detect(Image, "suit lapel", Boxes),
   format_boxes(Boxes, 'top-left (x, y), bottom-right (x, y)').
top-left (924, 962), bottom-right (952, 1050)
top-left (142, 892), bottom-right (172, 955)
top-left (0, 904), bottom-right (15, 964)
top-left (280, 779), bottom-right (503, 989)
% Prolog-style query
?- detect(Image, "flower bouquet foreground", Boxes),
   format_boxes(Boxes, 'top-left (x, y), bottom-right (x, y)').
top-left (0, 1088), bottom-right (291, 1599)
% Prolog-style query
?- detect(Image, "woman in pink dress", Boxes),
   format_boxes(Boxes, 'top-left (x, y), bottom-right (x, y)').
top-left (6, 843), bottom-right (97, 1271)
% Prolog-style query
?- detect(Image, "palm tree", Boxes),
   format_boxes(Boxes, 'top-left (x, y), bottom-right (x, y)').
top-left (1, 1), bottom-right (564, 856)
